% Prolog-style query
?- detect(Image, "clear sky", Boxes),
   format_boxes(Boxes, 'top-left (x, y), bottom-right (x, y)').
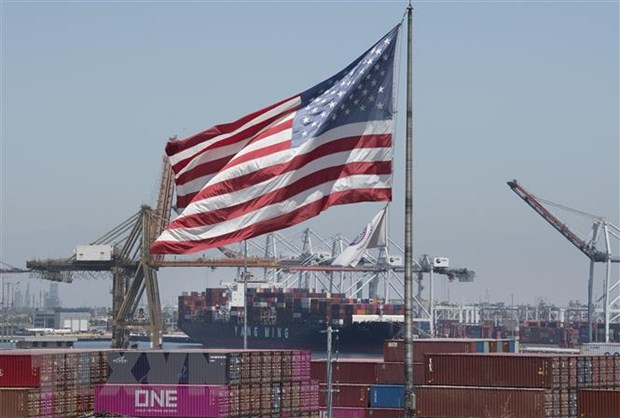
top-left (1, 1), bottom-right (618, 310)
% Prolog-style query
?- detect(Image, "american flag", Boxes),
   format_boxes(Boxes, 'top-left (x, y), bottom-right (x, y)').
top-left (151, 24), bottom-right (401, 255)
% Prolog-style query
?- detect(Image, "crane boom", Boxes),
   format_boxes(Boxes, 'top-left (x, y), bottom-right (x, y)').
top-left (507, 179), bottom-right (609, 262)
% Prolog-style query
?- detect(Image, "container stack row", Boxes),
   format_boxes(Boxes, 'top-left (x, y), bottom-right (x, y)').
top-left (417, 352), bottom-right (620, 418)
top-left (96, 349), bottom-right (320, 418)
top-left (0, 349), bottom-right (108, 418)
top-left (310, 338), bottom-right (518, 418)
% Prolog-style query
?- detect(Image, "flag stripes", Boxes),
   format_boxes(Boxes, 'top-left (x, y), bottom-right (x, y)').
top-left (151, 25), bottom-right (400, 254)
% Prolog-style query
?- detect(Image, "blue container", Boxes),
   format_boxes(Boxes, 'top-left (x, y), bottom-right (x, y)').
top-left (369, 385), bottom-right (405, 408)
top-left (509, 340), bottom-right (518, 352)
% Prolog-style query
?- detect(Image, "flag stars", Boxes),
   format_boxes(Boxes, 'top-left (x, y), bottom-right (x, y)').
top-left (380, 70), bottom-right (386, 76)
top-left (360, 104), bottom-right (366, 111)
top-left (369, 95), bottom-right (375, 102)
top-left (320, 111), bottom-right (327, 118)
top-left (328, 101), bottom-right (336, 108)
top-left (302, 116), bottom-right (310, 124)
top-left (384, 38), bottom-right (391, 45)
top-left (371, 80), bottom-right (377, 86)
top-left (377, 102), bottom-right (384, 110)
top-left (362, 89), bottom-right (368, 96)
top-left (378, 86), bottom-right (385, 93)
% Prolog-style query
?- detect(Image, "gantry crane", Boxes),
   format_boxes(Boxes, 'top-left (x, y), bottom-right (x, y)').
top-left (26, 150), bottom-right (476, 349)
top-left (508, 179), bottom-right (620, 342)
top-left (27, 155), bottom-right (176, 349)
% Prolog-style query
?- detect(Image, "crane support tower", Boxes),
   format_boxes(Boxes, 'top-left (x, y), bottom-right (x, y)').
top-left (508, 179), bottom-right (620, 342)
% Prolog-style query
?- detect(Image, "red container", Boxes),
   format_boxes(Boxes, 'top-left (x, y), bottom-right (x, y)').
top-left (384, 339), bottom-right (479, 363)
top-left (578, 389), bottom-right (620, 417)
top-left (413, 362), bottom-right (425, 386)
top-left (383, 340), bottom-right (405, 362)
top-left (312, 359), bottom-right (380, 384)
top-left (425, 353), bottom-right (570, 388)
top-left (375, 362), bottom-right (404, 384)
top-left (416, 385), bottom-right (549, 418)
top-left (0, 388), bottom-right (38, 418)
top-left (318, 384), bottom-right (370, 407)
top-left (0, 352), bottom-right (56, 387)
top-left (95, 384), bottom-right (230, 417)
top-left (367, 408), bottom-right (404, 418)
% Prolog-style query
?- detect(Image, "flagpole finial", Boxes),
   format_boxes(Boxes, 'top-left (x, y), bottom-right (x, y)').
top-left (407, 0), bottom-right (412, 11)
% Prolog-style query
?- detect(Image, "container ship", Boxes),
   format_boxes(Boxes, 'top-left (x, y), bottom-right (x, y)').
top-left (178, 285), bottom-right (406, 353)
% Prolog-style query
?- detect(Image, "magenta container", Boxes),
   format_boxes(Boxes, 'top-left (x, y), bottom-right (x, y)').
top-left (95, 384), bottom-right (230, 417)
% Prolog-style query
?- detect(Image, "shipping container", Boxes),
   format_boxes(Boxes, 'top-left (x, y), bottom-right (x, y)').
top-left (425, 353), bottom-right (576, 388)
top-left (416, 385), bottom-right (549, 418)
top-left (319, 383), bottom-right (370, 408)
top-left (95, 384), bottom-right (230, 418)
top-left (580, 343), bottom-right (620, 356)
top-left (577, 388), bottom-right (620, 418)
top-left (369, 385), bottom-right (404, 408)
top-left (375, 362), bottom-right (404, 384)
top-left (75, 244), bottom-right (113, 261)
top-left (0, 389), bottom-right (39, 418)
top-left (383, 338), bottom-right (518, 363)
top-left (311, 359), bottom-right (381, 384)
top-left (0, 349), bottom-right (107, 388)
top-left (106, 350), bottom-right (229, 384)
top-left (367, 408), bottom-right (405, 418)
top-left (321, 407), bottom-right (367, 418)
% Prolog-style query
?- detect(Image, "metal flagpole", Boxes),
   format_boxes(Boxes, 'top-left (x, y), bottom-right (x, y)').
top-left (404, 2), bottom-right (416, 418)
top-left (243, 240), bottom-right (248, 349)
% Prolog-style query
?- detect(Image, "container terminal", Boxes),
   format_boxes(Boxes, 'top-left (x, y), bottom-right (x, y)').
top-left (1, 167), bottom-right (619, 417)
top-left (2, 18), bottom-right (618, 417)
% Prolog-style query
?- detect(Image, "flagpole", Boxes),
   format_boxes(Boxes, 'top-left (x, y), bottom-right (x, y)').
top-left (404, 2), bottom-right (416, 418)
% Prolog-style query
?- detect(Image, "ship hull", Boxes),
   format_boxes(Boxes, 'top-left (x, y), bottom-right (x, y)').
top-left (179, 320), bottom-right (401, 354)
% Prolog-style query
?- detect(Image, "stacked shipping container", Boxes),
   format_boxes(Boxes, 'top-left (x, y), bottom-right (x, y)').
top-left (418, 353), bottom-right (620, 418)
top-left (310, 338), bottom-right (518, 418)
top-left (577, 388), bottom-right (620, 417)
top-left (179, 288), bottom-right (406, 328)
top-left (0, 349), bottom-right (108, 418)
top-left (95, 349), bottom-right (320, 418)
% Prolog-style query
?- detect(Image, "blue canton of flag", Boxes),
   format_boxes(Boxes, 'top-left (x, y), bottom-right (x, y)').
top-left (291, 26), bottom-right (399, 147)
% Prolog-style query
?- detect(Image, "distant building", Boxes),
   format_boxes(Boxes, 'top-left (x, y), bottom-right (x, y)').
top-left (33, 311), bottom-right (55, 328)
top-left (45, 283), bottom-right (61, 309)
top-left (33, 308), bottom-right (90, 332)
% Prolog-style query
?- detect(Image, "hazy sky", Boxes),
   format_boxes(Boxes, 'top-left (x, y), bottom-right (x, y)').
top-left (1, 1), bottom-right (618, 310)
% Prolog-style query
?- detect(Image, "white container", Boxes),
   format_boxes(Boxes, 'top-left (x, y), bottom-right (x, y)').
top-left (75, 244), bottom-right (113, 261)
top-left (580, 342), bottom-right (620, 355)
